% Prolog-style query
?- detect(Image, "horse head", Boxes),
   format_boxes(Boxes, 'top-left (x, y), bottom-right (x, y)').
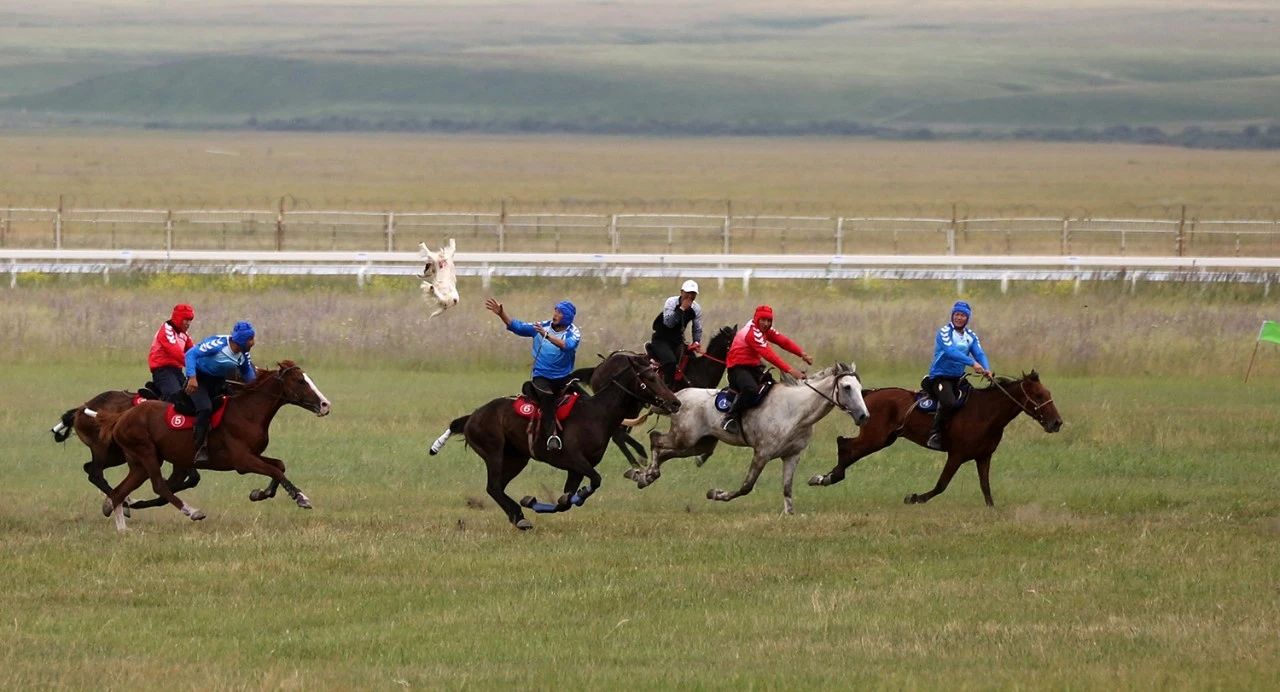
top-left (1017, 370), bottom-right (1062, 433)
top-left (254, 361), bottom-right (331, 416)
top-left (827, 362), bottom-right (870, 427)
top-left (604, 352), bottom-right (681, 414)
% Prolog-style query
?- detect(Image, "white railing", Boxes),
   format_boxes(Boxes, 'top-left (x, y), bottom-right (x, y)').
top-left (2, 206), bottom-right (1279, 257)
top-left (5, 249), bottom-right (1279, 292)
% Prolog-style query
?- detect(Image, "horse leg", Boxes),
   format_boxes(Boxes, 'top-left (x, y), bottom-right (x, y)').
top-left (127, 464), bottom-right (202, 510)
top-left (809, 431), bottom-right (896, 487)
top-left (248, 456), bottom-right (285, 502)
top-left (104, 464), bottom-right (149, 532)
top-left (780, 452), bottom-right (802, 515)
top-left (486, 453), bottom-right (532, 529)
top-left (707, 451), bottom-right (772, 504)
top-left (975, 455), bottom-right (995, 507)
top-left (905, 452), bottom-right (967, 505)
top-left (232, 452), bottom-right (312, 509)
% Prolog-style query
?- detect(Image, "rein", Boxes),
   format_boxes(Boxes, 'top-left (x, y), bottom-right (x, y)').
top-left (803, 373), bottom-right (859, 415)
top-left (979, 375), bottom-right (1054, 423)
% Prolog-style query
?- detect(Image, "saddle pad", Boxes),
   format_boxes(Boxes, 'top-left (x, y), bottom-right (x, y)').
top-left (512, 392), bottom-right (580, 422)
top-left (914, 388), bottom-right (969, 413)
top-left (166, 399), bottom-right (229, 430)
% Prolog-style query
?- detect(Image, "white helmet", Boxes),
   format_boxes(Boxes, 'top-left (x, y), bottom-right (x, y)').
top-left (681, 279), bottom-right (699, 294)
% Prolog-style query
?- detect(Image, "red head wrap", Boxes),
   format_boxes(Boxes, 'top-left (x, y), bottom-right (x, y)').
top-left (753, 305), bottom-right (774, 323)
top-left (171, 304), bottom-right (195, 322)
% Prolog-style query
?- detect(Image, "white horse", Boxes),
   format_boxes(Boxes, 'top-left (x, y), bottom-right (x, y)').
top-left (418, 238), bottom-right (459, 318)
top-left (626, 362), bottom-right (870, 515)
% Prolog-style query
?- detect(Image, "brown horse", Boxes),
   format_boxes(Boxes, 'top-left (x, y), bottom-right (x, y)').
top-left (52, 391), bottom-right (202, 512)
top-left (808, 371), bottom-right (1063, 506)
top-left (96, 361), bottom-right (332, 529)
top-left (428, 352), bottom-right (680, 530)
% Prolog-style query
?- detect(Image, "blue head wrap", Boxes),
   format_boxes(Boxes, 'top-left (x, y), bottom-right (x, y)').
top-left (231, 320), bottom-right (256, 350)
top-left (951, 301), bottom-right (972, 319)
top-left (555, 300), bottom-right (576, 326)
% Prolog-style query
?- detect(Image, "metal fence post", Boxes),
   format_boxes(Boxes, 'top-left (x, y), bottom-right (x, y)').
top-left (385, 211), bottom-right (395, 252)
top-left (947, 205), bottom-right (957, 255)
top-left (835, 216), bottom-right (844, 255)
top-left (1175, 205), bottom-right (1186, 257)
top-left (498, 199), bottom-right (507, 253)
top-left (275, 197), bottom-right (285, 251)
top-left (1060, 218), bottom-right (1070, 255)
top-left (609, 214), bottom-right (618, 253)
top-left (165, 209), bottom-right (174, 252)
top-left (55, 195), bottom-right (63, 249)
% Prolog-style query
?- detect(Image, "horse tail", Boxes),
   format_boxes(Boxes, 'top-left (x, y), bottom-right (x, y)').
top-left (429, 415), bottom-right (470, 455)
top-left (51, 407), bottom-right (79, 443)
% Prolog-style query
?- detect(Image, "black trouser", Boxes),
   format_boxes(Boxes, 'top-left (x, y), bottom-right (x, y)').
top-left (151, 366), bottom-right (187, 402)
top-left (532, 375), bottom-right (572, 441)
top-left (725, 365), bottom-right (763, 418)
top-left (649, 338), bottom-right (682, 385)
top-left (190, 374), bottom-right (227, 451)
top-left (924, 376), bottom-right (962, 434)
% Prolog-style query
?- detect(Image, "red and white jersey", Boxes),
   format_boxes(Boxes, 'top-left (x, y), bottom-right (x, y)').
top-left (148, 320), bottom-right (193, 370)
top-left (726, 320), bottom-right (804, 371)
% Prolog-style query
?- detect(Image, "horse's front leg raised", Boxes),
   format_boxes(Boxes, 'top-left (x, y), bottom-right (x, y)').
top-left (708, 451), bottom-right (772, 504)
top-left (229, 450), bottom-right (312, 509)
top-left (905, 452), bottom-right (967, 505)
top-left (125, 463), bottom-right (203, 510)
top-left (248, 456), bottom-right (285, 502)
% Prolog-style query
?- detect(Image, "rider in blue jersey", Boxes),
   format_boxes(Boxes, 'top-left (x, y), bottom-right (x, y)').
top-left (924, 301), bottom-right (991, 450)
top-left (485, 297), bottom-right (580, 451)
top-left (183, 321), bottom-right (257, 463)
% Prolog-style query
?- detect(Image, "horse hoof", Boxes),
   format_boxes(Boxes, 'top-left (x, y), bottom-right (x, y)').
top-left (695, 454), bottom-right (710, 468)
top-left (556, 493), bottom-right (573, 509)
top-left (296, 494), bottom-right (313, 509)
top-left (249, 489), bottom-right (265, 502)
top-left (101, 497), bottom-right (113, 517)
top-left (515, 518), bottom-right (534, 531)
top-left (807, 474), bottom-right (825, 486)
top-left (519, 496), bottom-right (537, 508)
top-left (622, 468), bottom-right (637, 481)
top-left (707, 489), bottom-right (723, 501)
top-left (904, 494), bottom-right (918, 505)
top-left (189, 509), bottom-right (206, 521)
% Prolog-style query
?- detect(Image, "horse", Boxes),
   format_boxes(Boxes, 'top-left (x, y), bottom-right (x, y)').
top-left (570, 324), bottom-right (735, 467)
top-left (628, 363), bottom-right (870, 515)
top-left (51, 390), bottom-right (201, 513)
top-left (418, 238), bottom-right (459, 318)
top-left (427, 351), bottom-right (681, 530)
top-left (95, 361), bottom-right (332, 530)
top-left (807, 371), bottom-right (1063, 507)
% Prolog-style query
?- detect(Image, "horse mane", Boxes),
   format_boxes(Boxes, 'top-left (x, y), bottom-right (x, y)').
top-left (236, 360), bottom-right (299, 394)
top-left (984, 369), bottom-right (1039, 388)
top-left (707, 325), bottom-right (735, 353)
top-left (788, 361), bottom-right (856, 385)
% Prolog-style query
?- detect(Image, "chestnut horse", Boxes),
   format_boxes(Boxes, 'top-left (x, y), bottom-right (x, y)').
top-left (428, 352), bottom-right (680, 530)
top-left (96, 361), bottom-right (331, 529)
top-left (807, 371), bottom-right (1062, 506)
top-left (52, 391), bottom-right (202, 512)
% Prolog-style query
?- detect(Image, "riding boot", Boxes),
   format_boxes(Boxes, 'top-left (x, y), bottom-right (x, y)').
top-left (192, 417), bottom-right (211, 464)
top-left (926, 411), bottom-right (946, 450)
top-left (660, 360), bottom-right (678, 388)
top-left (721, 397), bottom-right (742, 434)
top-left (538, 391), bottom-right (561, 451)
top-left (137, 384), bottom-right (159, 400)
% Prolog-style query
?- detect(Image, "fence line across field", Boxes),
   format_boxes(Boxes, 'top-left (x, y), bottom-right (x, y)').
top-left (6, 249), bottom-right (1280, 294)
top-left (3, 206), bottom-right (1280, 257)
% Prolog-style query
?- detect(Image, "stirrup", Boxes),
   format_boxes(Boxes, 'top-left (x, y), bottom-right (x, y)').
top-left (546, 434), bottom-right (562, 451)
top-left (721, 417), bottom-right (740, 434)
top-left (193, 445), bottom-right (210, 463)
top-left (925, 433), bottom-right (943, 450)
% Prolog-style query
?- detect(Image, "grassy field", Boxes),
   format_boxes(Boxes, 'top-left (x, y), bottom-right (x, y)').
top-left (2, 132), bottom-right (1279, 218)
top-left (1, 1), bottom-right (1278, 134)
top-left (2, 281), bottom-right (1280, 687)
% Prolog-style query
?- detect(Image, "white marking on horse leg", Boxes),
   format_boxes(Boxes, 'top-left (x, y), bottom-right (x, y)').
top-left (302, 373), bottom-right (332, 415)
top-left (180, 503), bottom-right (205, 521)
top-left (112, 503), bottom-right (127, 532)
top-left (429, 428), bottom-right (452, 455)
top-left (51, 421), bottom-right (68, 435)
top-left (83, 408), bottom-right (99, 418)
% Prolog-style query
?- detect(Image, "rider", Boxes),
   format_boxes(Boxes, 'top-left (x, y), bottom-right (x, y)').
top-left (924, 300), bottom-right (991, 451)
top-left (142, 303), bottom-right (195, 402)
top-left (485, 297), bottom-right (580, 451)
top-left (183, 321), bottom-right (258, 464)
top-left (650, 279), bottom-right (704, 386)
top-left (721, 304), bottom-right (813, 434)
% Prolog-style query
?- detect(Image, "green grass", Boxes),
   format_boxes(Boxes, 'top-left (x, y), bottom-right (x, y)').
top-left (2, 281), bottom-right (1280, 687)
top-left (4, 363), bottom-right (1280, 688)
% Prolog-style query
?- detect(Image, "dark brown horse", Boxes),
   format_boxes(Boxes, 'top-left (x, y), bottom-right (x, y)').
top-left (428, 352), bottom-right (680, 530)
top-left (808, 371), bottom-right (1063, 506)
top-left (571, 324), bottom-right (735, 466)
top-left (96, 361), bottom-right (331, 529)
top-left (51, 391), bottom-right (200, 513)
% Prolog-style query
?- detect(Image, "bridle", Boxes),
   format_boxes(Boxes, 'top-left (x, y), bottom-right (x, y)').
top-left (982, 375), bottom-right (1055, 425)
top-left (245, 364), bottom-right (325, 414)
top-left (597, 356), bottom-right (679, 413)
top-left (803, 371), bottom-right (863, 417)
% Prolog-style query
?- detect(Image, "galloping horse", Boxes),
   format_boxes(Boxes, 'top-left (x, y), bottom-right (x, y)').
top-left (428, 352), bottom-right (680, 530)
top-left (51, 391), bottom-right (199, 512)
top-left (96, 361), bottom-right (332, 529)
top-left (628, 363), bottom-right (870, 514)
top-left (571, 324), bottom-right (735, 467)
top-left (808, 371), bottom-right (1062, 506)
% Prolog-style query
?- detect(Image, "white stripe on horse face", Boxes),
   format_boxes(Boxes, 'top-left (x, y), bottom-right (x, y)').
top-left (303, 373), bottom-right (332, 415)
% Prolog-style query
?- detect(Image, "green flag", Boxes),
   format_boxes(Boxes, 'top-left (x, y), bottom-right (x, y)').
top-left (1260, 320), bottom-right (1280, 345)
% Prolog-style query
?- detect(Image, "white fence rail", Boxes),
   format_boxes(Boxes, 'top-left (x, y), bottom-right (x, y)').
top-left (6, 249), bottom-right (1280, 292)
top-left (3, 206), bottom-right (1280, 257)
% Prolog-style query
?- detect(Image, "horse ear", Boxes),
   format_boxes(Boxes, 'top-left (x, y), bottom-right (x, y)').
top-left (1028, 369), bottom-right (1040, 381)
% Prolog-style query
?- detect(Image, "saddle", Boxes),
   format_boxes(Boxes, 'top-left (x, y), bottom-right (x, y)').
top-left (714, 372), bottom-right (776, 413)
top-left (165, 397), bottom-right (229, 431)
top-left (512, 390), bottom-right (580, 423)
top-left (645, 341), bottom-right (691, 384)
top-left (914, 379), bottom-right (973, 413)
